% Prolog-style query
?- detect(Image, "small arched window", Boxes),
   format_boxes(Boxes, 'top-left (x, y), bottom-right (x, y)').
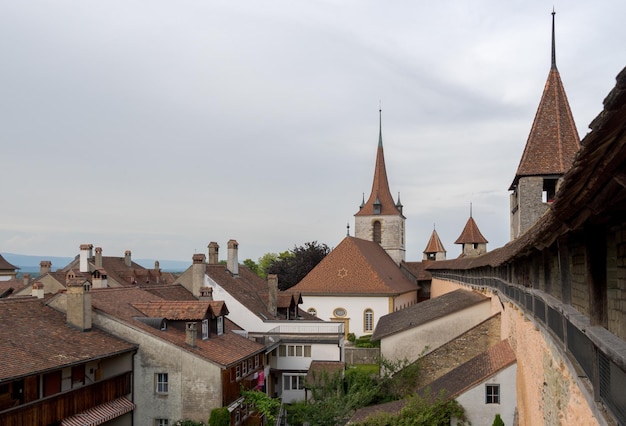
top-left (373, 221), bottom-right (382, 244)
top-left (307, 308), bottom-right (317, 316)
top-left (364, 309), bottom-right (374, 332)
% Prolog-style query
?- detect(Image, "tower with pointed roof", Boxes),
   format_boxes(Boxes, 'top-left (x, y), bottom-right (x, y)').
top-left (423, 227), bottom-right (446, 261)
top-left (509, 11), bottom-right (581, 240)
top-left (355, 110), bottom-right (406, 265)
top-left (455, 207), bottom-right (488, 257)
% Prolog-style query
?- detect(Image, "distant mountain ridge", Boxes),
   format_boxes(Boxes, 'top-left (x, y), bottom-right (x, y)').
top-left (2, 253), bottom-right (190, 273)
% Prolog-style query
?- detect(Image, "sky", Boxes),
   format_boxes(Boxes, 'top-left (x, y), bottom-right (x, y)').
top-left (2, 1), bottom-right (626, 266)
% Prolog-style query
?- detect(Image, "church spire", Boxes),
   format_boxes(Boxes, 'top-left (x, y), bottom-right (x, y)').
top-left (355, 109), bottom-right (402, 217)
top-left (551, 8), bottom-right (557, 70)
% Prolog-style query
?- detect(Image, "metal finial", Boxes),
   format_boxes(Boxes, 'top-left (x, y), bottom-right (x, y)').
top-left (378, 105), bottom-right (383, 147)
top-left (551, 8), bottom-right (557, 70)
top-left (470, 202), bottom-right (473, 218)
top-left (346, 222), bottom-right (350, 237)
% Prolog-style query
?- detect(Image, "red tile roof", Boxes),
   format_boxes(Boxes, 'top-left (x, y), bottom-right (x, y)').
top-left (90, 286), bottom-right (263, 367)
top-left (355, 113), bottom-right (402, 217)
top-left (454, 216), bottom-right (488, 244)
top-left (510, 67), bottom-right (580, 189)
top-left (0, 297), bottom-right (136, 381)
top-left (61, 396), bottom-right (135, 426)
top-left (423, 229), bottom-right (446, 254)
top-left (131, 300), bottom-right (227, 320)
top-left (291, 237), bottom-right (417, 296)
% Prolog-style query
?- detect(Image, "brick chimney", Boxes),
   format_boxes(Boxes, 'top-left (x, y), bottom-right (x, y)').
top-left (208, 242), bottom-right (220, 265)
top-left (192, 253), bottom-right (206, 298)
top-left (227, 239), bottom-right (239, 276)
top-left (79, 244), bottom-right (93, 273)
top-left (31, 281), bottom-right (44, 299)
top-left (95, 247), bottom-right (103, 268)
top-left (66, 279), bottom-right (92, 331)
top-left (154, 261), bottom-right (160, 284)
top-left (186, 322), bottom-right (197, 347)
top-left (124, 250), bottom-right (132, 267)
top-left (23, 273), bottom-right (31, 287)
top-left (267, 274), bottom-right (278, 316)
top-left (199, 286), bottom-right (213, 301)
top-left (40, 260), bottom-right (52, 276)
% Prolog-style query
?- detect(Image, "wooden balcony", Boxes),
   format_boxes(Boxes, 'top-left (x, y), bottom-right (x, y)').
top-left (0, 371), bottom-right (132, 426)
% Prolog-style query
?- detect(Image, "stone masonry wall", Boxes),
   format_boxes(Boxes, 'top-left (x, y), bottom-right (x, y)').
top-left (570, 242), bottom-right (589, 317)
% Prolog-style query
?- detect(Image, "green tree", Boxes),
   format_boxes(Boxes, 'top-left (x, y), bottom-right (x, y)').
top-left (268, 241), bottom-right (330, 290)
top-left (241, 388), bottom-right (281, 424)
top-left (492, 413), bottom-right (505, 426)
top-left (208, 407), bottom-right (229, 426)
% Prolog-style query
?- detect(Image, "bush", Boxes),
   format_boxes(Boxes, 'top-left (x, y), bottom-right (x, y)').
top-left (492, 413), bottom-right (505, 426)
top-left (347, 333), bottom-right (356, 343)
top-left (208, 407), bottom-right (229, 426)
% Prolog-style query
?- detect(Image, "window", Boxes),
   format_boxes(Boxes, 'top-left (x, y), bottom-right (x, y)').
top-left (155, 373), bottom-right (168, 394)
top-left (333, 308), bottom-right (347, 317)
top-left (248, 358), bottom-right (253, 371)
top-left (202, 319), bottom-right (209, 340)
top-left (283, 374), bottom-right (305, 391)
top-left (279, 344), bottom-right (312, 358)
top-left (217, 316), bottom-right (224, 335)
top-left (242, 360), bottom-right (248, 376)
top-left (235, 409), bottom-right (241, 425)
top-left (254, 354), bottom-right (260, 368)
top-left (235, 365), bottom-right (241, 379)
top-left (364, 309), bottom-right (374, 332)
top-left (486, 384), bottom-right (500, 404)
top-left (307, 307), bottom-right (317, 316)
top-left (373, 221), bottom-right (382, 244)
top-left (155, 419), bottom-right (169, 426)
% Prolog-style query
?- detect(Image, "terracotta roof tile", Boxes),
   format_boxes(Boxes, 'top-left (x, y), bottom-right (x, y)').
top-left (355, 115), bottom-right (402, 217)
top-left (0, 254), bottom-right (19, 271)
top-left (423, 229), bottom-right (446, 254)
top-left (417, 339), bottom-right (516, 401)
top-left (292, 237), bottom-right (417, 295)
top-left (0, 297), bottom-right (136, 381)
top-left (454, 216), bottom-right (488, 244)
top-left (401, 261), bottom-right (431, 281)
top-left (510, 67), bottom-right (581, 189)
top-left (371, 289), bottom-right (489, 341)
top-left (131, 300), bottom-right (227, 320)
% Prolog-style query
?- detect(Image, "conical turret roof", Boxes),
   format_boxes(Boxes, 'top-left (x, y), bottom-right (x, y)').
top-left (455, 216), bottom-right (488, 245)
top-left (355, 110), bottom-right (402, 217)
top-left (509, 11), bottom-right (580, 190)
top-left (424, 229), bottom-right (446, 254)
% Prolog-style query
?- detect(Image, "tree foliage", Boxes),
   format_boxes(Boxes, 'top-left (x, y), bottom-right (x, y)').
top-left (267, 241), bottom-right (330, 290)
top-left (492, 413), bottom-right (505, 426)
top-left (207, 407), bottom-right (229, 426)
top-left (241, 388), bottom-right (281, 424)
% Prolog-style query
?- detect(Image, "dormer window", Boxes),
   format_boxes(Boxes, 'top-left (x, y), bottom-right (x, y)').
top-left (373, 198), bottom-right (381, 215)
top-left (217, 316), bottom-right (224, 336)
top-left (202, 319), bottom-right (209, 340)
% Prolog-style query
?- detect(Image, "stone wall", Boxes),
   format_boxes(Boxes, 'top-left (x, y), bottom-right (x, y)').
top-left (344, 347), bottom-right (380, 365)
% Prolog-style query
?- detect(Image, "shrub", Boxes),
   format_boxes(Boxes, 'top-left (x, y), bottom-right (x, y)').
top-left (208, 407), bottom-right (229, 426)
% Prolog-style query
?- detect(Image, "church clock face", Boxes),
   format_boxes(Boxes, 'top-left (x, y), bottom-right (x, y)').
top-left (334, 308), bottom-right (347, 317)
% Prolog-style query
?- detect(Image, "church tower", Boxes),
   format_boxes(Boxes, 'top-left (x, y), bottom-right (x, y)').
top-left (355, 109), bottom-right (406, 265)
top-left (423, 227), bottom-right (446, 261)
top-left (455, 207), bottom-right (488, 258)
top-left (509, 11), bottom-right (581, 240)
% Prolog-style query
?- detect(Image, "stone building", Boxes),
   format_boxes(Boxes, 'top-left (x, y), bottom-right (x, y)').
top-left (509, 11), bottom-right (581, 239)
top-left (354, 109), bottom-right (406, 265)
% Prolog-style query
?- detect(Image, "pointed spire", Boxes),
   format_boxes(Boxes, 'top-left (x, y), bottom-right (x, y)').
top-left (551, 8), bottom-right (557, 70)
top-left (509, 10), bottom-right (580, 190)
top-left (424, 228), bottom-right (446, 255)
top-left (355, 109), bottom-right (402, 217)
top-left (378, 107), bottom-right (383, 147)
top-left (455, 216), bottom-right (488, 244)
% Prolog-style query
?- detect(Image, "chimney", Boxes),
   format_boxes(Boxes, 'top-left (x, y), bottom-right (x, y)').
top-left (154, 261), bottom-right (160, 284)
top-left (79, 244), bottom-right (93, 273)
top-left (23, 273), bottom-right (31, 287)
top-left (208, 242), bottom-right (220, 265)
top-left (199, 286), bottom-right (213, 301)
top-left (31, 281), bottom-right (44, 299)
top-left (92, 270), bottom-right (108, 289)
top-left (66, 279), bottom-right (92, 331)
top-left (267, 274), bottom-right (278, 316)
top-left (124, 250), bottom-right (132, 267)
top-left (95, 247), bottom-right (103, 268)
top-left (192, 253), bottom-right (206, 298)
top-left (227, 239), bottom-right (239, 276)
top-left (40, 260), bottom-right (52, 276)
top-left (186, 322), bottom-right (197, 347)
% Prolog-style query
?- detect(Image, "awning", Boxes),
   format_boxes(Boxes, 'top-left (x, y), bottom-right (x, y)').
top-left (61, 397), bottom-right (135, 426)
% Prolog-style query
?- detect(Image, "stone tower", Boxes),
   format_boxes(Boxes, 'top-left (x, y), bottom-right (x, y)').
top-left (355, 110), bottom-right (406, 265)
top-left (455, 208), bottom-right (488, 258)
top-left (509, 11), bottom-right (581, 240)
top-left (423, 227), bottom-right (446, 261)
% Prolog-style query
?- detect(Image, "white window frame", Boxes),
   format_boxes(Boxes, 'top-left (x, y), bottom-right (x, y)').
top-left (202, 319), bottom-right (209, 340)
top-left (364, 309), bottom-right (374, 332)
top-left (486, 384), bottom-right (500, 404)
top-left (155, 373), bottom-right (168, 394)
top-left (155, 419), bottom-right (169, 426)
top-left (283, 374), bottom-right (306, 391)
top-left (217, 316), bottom-right (224, 335)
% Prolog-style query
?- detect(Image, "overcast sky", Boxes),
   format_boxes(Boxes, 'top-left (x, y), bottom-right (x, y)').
top-left (2, 1), bottom-right (626, 266)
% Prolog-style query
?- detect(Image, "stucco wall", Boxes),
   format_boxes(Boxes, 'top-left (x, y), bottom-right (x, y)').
top-left (302, 295), bottom-right (390, 337)
top-left (379, 299), bottom-right (492, 364)
top-left (454, 364), bottom-right (517, 426)
top-left (431, 279), bottom-right (600, 426)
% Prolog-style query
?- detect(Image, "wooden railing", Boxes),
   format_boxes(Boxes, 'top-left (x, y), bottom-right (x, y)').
top-left (0, 371), bottom-right (132, 426)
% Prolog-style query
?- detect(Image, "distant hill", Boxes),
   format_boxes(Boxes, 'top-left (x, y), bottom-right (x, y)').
top-left (1, 253), bottom-right (190, 274)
